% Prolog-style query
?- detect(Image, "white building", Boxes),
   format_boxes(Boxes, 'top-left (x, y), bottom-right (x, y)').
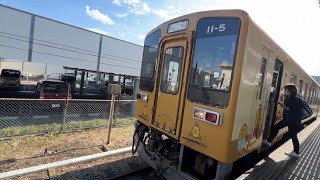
top-left (0, 4), bottom-right (143, 77)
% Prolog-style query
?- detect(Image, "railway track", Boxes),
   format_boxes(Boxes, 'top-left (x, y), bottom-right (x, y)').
top-left (111, 166), bottom-right (156, 180)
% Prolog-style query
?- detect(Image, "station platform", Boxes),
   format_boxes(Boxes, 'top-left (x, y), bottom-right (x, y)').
top-left (237, 117), bottom-right (320, 180)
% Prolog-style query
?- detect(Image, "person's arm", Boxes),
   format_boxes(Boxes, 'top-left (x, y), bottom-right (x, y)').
top-left (279, 98), bottom-right (300, 112)
top-left (278, 101), bottom-right (290, 111)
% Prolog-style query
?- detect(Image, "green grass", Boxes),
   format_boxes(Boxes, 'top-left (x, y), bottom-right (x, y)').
top-left (0, 117), bottom-right (136, 138)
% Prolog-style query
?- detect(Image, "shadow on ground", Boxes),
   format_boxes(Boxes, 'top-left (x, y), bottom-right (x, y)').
top-left (48, 155), bottom-right (151, 180)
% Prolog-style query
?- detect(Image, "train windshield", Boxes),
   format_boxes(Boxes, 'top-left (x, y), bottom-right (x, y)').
top-left (139, 30), bottom-right (161, 92)
top-left (188, 17), bottom-right (241, 107)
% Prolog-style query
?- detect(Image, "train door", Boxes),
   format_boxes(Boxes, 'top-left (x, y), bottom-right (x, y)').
top-left (251, 58), bottom-right (267, 141)
top-left (263, 59), bottom-right (284, 140)
top-left (152, 38), bottom-right (187, 138)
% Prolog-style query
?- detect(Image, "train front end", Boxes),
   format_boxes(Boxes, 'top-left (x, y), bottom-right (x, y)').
top-left (133, 10), bottom-right (249, 179)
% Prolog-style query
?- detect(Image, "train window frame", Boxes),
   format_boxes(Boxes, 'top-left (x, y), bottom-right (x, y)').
top-left (186, 17), bottom-right (242, 108)
top-left (159, 46), bottom-right (185, 95)
top-left (139, 29), bottom-right (161, 92)
top-left (290, 74), bottom-right (297, 85)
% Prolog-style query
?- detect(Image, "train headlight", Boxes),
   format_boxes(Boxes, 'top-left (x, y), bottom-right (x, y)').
top-left (193, 107), bottom-right (221, 126)
top-left (194, 109), bottom-right (205, 119)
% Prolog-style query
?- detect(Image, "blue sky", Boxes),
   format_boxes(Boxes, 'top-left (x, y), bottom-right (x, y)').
top-left (0, 0), bottom-right (320, 75)
top-left (0, 0), bottom-right (179, 45)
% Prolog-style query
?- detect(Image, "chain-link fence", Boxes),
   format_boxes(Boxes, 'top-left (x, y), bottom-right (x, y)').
top-left (0, 98), bottom-right (136, 138)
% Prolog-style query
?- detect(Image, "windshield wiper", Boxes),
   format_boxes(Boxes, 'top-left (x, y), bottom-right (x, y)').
top-left (192, 67), bottom-right (210, 101)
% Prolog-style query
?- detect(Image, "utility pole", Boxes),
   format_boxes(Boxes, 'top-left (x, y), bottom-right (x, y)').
top-left (0, 57), bottom-right (4, 69)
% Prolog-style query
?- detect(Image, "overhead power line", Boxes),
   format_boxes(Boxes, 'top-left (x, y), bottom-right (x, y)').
top-left (0, 31), bottom-right (142, 63)
top-left (0, 44), bottom-right (141, 70)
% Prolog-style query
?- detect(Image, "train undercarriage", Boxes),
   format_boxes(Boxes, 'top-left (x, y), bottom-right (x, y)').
top-left (132, 122), bottom-right (233, 180)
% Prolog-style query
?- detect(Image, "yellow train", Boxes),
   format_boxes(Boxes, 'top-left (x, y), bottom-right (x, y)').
top-left (132, 9), bottom-right (320, 179)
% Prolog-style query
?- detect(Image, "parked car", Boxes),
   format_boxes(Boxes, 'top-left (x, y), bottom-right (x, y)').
top-left (36, 80), bottom-right (71, 99)
top-left (32, 80), bottom-right (70, 117)
top-left (0, 69), bottom-right (22, 90)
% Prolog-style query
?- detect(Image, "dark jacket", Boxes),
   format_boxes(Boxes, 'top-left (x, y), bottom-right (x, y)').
top-left (284, 95), bottom-right (304, 133)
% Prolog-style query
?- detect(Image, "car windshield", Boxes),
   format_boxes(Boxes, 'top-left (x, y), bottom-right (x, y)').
top-left (42, 83), bottom-right (68, 93)
top-left (187, 17), bottom-right (241, 107)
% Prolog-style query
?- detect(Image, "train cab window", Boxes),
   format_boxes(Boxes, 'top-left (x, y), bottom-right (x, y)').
top-left (187, 17), bottom-right (241, 107)
top-left (160, 47), bottom-right (184, 94)
top-left (139, 30), bottom-right (161, 92)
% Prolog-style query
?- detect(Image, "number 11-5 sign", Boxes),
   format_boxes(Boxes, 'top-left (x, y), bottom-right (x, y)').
top-left (207, 24), bottom-right (226, 34)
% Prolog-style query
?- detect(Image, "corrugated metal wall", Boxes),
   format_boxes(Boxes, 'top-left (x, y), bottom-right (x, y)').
top-left (0, 5), bottom-right (143, 76)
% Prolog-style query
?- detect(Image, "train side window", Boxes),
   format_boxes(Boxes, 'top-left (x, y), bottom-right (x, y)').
top-left (310, 87), bottom-right (314, 104)
top-left (306, 85), bottom-right (310, 103)
top-left (318, 91), bottom-right (320, 104)
top-left (316, 91), bottom-right (320, 104)
top-left (257, 58), bottom-right (267, 99)
top-left (316, 91), bottom-right (319, 104)
top-left (313, 88), bottom-right (316, 104)
top-left (308, 87), bottom-right (312, 104)
top-left (298, 79), bottom-right (303, 95)
top-left (160, 46), bottom-right (184, 95)
top-left (316, 91), bottom-right (318, 104)
top-left (312, 88), bottom-right (316, 104)
top-left (290, 74), bottom-right (297, 85)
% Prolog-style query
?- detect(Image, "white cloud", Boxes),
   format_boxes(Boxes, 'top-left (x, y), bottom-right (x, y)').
top-left (124, 0), bottom-right (141, 5)
top-left (85, 5), bottom-right (115, 25)
top-left (152, 8), bottom-right (182, 21)
top-left (137, 34), bottom-right (145, 40)
top-left (113, 0), bottom-right (151, 15)
top-left (116, 13), bottom-right (129, 18)
top-left (112, 0), bottom-right (122, 6)
top-left (135, 3), bottom-right (151, 15)
top-left (152, 9), bottom-right (171, 20)
top-left (87, 28), bottom-right (111, 36)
